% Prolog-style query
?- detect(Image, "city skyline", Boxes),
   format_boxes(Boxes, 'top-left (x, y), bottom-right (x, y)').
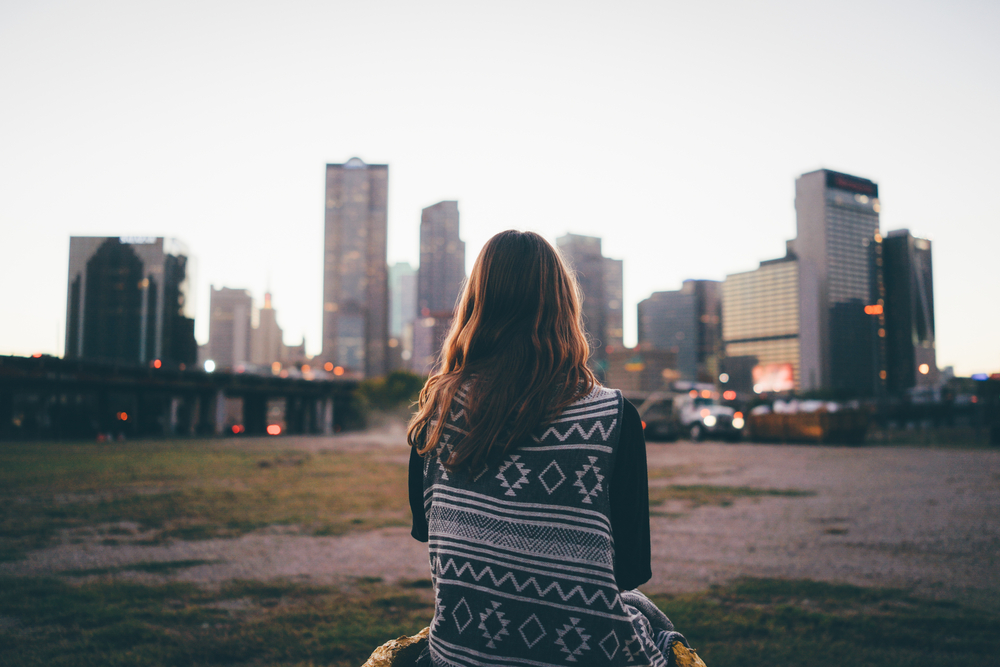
top-left (1, 1), bottom-right (998, 376)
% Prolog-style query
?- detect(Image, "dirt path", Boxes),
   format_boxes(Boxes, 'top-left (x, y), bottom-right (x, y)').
top-left (4, 434), bottom-right (999, 608)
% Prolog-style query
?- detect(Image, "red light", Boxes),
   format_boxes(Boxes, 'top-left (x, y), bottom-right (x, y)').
top-left (700, 408), bottom-right (710, 417)
top-left (153, 359), bottom-right (162, 369)
top-left (723, 390), bottom-right (736, 401)
top-left (32, 353), bottom-right (42, 358)
top-left (333, 366), bottom-right (345, 376)
top-left (689, 390), bottom-right (698, 397)
top-left (701, 390), bottom-right (712, 398)
top-left (864, 304), bottom-right (883, 315)
top-left (117, 412), bottom-right (128, 421)
top-left (734, 412), bottom-right (743, 420)
top-left (266, 424), bottom-right (281, 435)
top-left (324, 362), bottom-right (334, 372)
top-left (971, 396), bottom-right (979, 404)
top-left (232, 425), bottom-right (241, 434)
top-left (641, 421), bottom-right (646, 430)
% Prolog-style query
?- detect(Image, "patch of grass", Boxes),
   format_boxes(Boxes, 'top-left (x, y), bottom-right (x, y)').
top-left (0, 575), bottom-right (431, 667)
top-left (2, 575), bottom-right (997, 666)
top-left (61, 559), bottom-right (222, 577)
top-left (649, 577), bottom-right (1000, 666)
top-left (649, 484), bottom-right (815, 508)
top-left (0, 441), bottom-right (411, 561)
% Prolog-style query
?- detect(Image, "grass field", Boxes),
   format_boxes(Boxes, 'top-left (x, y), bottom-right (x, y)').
top-left (0, 440), bottom-right (411, 563)
top-left (2, 438), bottom-right (998, 666)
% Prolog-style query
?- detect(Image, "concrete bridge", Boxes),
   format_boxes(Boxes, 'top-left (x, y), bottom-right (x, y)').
top-left (0, 355), bottom-right (359, 441)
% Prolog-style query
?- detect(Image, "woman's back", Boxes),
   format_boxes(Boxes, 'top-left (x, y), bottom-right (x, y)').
top-left (414, 384), bottom-right (667, 667)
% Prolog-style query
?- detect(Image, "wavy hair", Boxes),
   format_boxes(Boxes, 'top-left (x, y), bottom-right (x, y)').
top-left (407, 230), bottom-right (596, 473)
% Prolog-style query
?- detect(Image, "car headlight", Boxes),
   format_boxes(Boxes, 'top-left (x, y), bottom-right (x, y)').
top-left (732, 417), bottom-right (745, 429)
top-left (703, 415), bottom-right (717, 427)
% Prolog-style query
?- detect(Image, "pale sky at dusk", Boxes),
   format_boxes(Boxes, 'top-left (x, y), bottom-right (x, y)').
top-left (1, 0), bottom-right (998, 375)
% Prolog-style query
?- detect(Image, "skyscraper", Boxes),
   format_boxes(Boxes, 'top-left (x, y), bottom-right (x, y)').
top-left (388, 262), bottom-right (417, 339)
top-left (418, 201), bottom-right (465, 316)
top-left (638, 280), bottom-right (721, 382)
top-left (65, 236), bottom-right (197, 367)
top-left (321, 158), bottom-right (389, 378)
top-left (795, 169), bottom-right (885, 396)
top-left (556, 234), bottom-right (623, 376)
top-left (251, 292), bottom-right (286, 368)
top-left (413, 201), bottom-right (465, 374)
top-left (721, 244), bottom-right (800, 392)
top-left (883, 229), bottom-right (937, 393)
top-left (603, 257), bottom-right (624, 349)
top-left (208, 287), bottom-right (253, 370)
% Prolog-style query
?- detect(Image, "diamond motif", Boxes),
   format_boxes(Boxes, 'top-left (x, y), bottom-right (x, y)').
top-left (452, 597), bottom-right (473, 633)
top-left (518, 613), bottom-right (547, 649)
top-left (599, 630), bottom-right (620, 659)
top-left (478, 601), bottom-right (511, 649)
top-left (496, 454), bottom-right (531, 497)
top-left (573, 456), bottom-right (605, 504)
top-left (555, 617), bottom-right (591, 662)
top-left (538, 460), bottom-right (567, 494)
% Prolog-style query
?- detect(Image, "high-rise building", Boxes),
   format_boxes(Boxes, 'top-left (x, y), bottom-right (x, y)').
top-left (418, 201), bottom-right (465, 316)
top-left (883, 229), bottom-right (937, 393)
top-left (65, 236), bottom-right (197, 367)
top-left (321, 158), bottom-right (389, 378)
top-left (389, 262), bottom-right (417, 339)
top-left (251, 292), bottom-right (286, 368)
top-left (637, 280), bottom-right (721, 382)
top-left (556, 234), bottom-right (623, 376)
top-left (721, 243), bottom-right (800, 392)
top-left (412, 201), bottom-right (466, 374)
top-left (604, 257), bottom-right (624, 349)
top-left (795, 169), bottom-right (885, 396)
top-left (208, 287), bottom-right (252, 370)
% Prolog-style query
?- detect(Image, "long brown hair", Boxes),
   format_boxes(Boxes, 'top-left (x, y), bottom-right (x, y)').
top-left (407, 230), bottom-right (597, 473)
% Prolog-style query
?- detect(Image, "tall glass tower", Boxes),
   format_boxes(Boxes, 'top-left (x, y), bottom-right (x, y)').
top-left (795, 169), bottom-right (885, 396)
top-left (321, 158), bottom-right (389, 378)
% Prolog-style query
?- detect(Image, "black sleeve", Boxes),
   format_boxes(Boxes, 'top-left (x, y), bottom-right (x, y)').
top-left (610, 399), bottom-right (652, 590)
top-left (409, 446), bottom-right (429, 542)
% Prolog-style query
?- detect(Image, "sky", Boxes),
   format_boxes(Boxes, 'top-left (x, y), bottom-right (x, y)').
top-left (1, 0), bottom-right (998, 375)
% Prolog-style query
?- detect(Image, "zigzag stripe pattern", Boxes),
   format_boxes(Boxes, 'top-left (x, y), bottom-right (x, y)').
top-left (433, 557), bottom-right (624, 612)
top-left (533, 418), bottom-right (618, 443)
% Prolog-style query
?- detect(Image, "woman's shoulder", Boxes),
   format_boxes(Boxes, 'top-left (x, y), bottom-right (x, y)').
top-left (567, 383), bottom-right (621, 408)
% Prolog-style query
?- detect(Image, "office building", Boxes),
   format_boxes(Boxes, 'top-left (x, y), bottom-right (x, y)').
top-left (412, 201), bottom-right (466, 374)
top-left (389, 262), bottom-right (417, 339)
top-left (883, 229), bottom-right (937, 393)
top-left (795, 169), bottom-right (885, 396)
top-left (418, 201), bottom-right (465, 315)
top-left (721, 243), bottom-right (800, 392)
top-left (208, 287), bottom-right (252, 370)
top-left (321, 158), bottom-right (389, 378)
top-left (556, 234), bottom-right (623, 375)
top-left (604, 257), bottom-right (624, 349)
top-left (251, 292), bottom-right (286, 368)
top-left (65, 236), bottom-right (197, 367)
top-left (637, 280), bottom-right (721, 382)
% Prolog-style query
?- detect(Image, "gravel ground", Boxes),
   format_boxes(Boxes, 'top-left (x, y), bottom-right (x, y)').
top-left (4, 431), bottom-right (999, 608)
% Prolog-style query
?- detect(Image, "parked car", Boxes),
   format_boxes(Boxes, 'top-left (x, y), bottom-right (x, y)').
top-left (674, 394), bottom-right (744, 441)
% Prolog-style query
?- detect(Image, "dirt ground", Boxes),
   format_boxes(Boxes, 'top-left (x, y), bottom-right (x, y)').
top-left (4, 428), bottom-right (999, 609)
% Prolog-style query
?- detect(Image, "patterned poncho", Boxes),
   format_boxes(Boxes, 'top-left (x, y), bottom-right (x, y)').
top-left (418, 385), bottom-right (668, 667)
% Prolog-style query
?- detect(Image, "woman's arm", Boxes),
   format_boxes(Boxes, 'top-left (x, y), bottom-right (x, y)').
top-left (409, 447), bottom-right (429, 542)
top-left (610, 399), bottom-right (652, 590)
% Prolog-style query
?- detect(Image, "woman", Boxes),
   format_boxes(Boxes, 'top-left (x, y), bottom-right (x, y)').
top-left (407, 231), bottom-right (692, 667)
